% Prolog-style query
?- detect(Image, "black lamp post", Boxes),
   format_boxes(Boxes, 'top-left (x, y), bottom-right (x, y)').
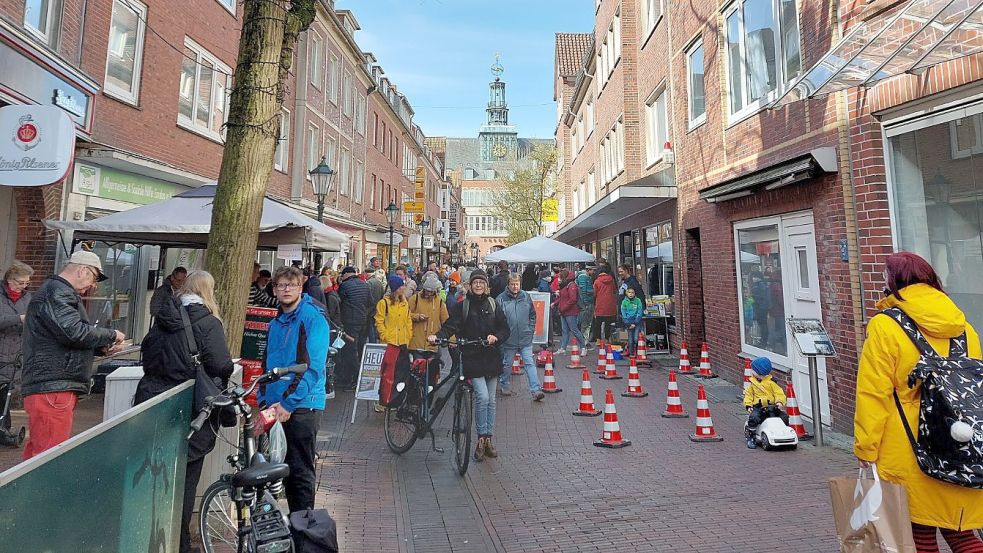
top-left (470, 241), bottom-right (478, 265)
top-left (436, 228), bottom-right (444, 267)
top-left (384, 201), bottom-right (399, 274)
top-left (309, 156), bottom-right (335, 269)
top-left (419, 218), bottom-right (430, 273)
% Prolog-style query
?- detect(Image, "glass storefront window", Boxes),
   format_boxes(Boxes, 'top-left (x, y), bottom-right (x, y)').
top-left (736, 224), bottom-right (787, 356)
top-left (599, 237), bottom-right (616, 269)
top-left (644, 221), bottom-right (674, 321)
top-left (79, 241), bottom-right (142, 338)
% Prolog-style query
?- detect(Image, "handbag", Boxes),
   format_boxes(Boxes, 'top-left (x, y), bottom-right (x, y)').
top-left (180, 306), bottom-right (237, 428)
top-left (828, 465), bottom-right (916, 553)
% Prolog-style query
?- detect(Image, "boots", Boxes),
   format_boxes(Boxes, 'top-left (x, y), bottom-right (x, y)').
top-left (473, 436), bottom-right (486, 462)
top-left (483, 436), bottom-right (498, 458)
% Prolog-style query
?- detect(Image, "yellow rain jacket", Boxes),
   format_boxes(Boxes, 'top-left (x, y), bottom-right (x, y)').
top-left (375, 296), bottom-right (412, 347)
top-left (855, 283), bottom-right (983, 529)
top-left (743, 374), bottom-right (786, 408)
top-left (408, 292), bottom-right (449, 351)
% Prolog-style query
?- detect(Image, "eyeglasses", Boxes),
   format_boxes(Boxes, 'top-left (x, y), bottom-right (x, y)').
top-left (274, 283), bottom-right (301, 290)
top-left (10, 278), bottom-right (30, 286)
top-left (83, 266), bottom-right (100, 281)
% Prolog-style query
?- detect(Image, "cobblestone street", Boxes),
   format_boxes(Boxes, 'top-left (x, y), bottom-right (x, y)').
top-left (312, 354), bottom-right (858, 552)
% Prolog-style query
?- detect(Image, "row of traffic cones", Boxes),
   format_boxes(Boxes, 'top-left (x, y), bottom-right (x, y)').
top-left (677, 341), bottom-right (717, 378)
top-left (572, 369), bottom-right (631, 448)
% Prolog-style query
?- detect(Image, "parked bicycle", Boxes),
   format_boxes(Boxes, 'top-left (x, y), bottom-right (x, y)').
top-left (191, 363), bottom-right (307, 553)
top-left (383, 338), bottom-right (486, 475)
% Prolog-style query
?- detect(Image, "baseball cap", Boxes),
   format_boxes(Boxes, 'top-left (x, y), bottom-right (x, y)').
top-left (69, 251), bottom-right (108, 281)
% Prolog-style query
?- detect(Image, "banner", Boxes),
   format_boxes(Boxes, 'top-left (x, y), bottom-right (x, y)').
top-left (0, 105), bottom-right (76, 187)
top-left (529, 291), bottom-right (551, 344)
top-left (241, 306), bottom-right (278, 405)
top-left (354, 343), bottom-right (387, 401)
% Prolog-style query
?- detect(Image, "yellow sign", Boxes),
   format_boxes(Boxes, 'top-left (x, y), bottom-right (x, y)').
top-left (414, 190), bottom-right (425, 200)
top-left (413, 213), bottom-right (425, 225)
top-left (414, 166), bottom-right (425, 179)
top-left (542, 198), bottom-right (559, 222)
top-left (403, 201), bottom-right (425, 213)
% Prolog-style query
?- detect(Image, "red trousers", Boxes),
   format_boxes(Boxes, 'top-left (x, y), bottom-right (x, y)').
top-left (22, 391), bottom-right (77, 460)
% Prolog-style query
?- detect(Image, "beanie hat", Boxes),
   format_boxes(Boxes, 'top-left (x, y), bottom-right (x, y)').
top-left (751, 357), bottom-right (773, 376)
top-left (388, 275), bottom-right (405, 293)
top-left (449, 272), bottom-right (461, 284)
top-left (469, 269), bottom-right (488, 284)
top-left (422, 275), bottom-right (441, 292)
top-left (340, 266), bottom-right (357, 276)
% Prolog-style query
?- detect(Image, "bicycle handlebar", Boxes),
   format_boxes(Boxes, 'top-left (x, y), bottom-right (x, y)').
top-left (433, 337), bottom-right (490, 347)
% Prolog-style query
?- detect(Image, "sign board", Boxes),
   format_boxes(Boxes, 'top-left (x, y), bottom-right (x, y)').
top-left (787, 318), bottom-right (836, 357)
top-left (542, 198), bottom-right (559, 223)
top-left (403, 201), bottom-right (424, 213)
top-left (339, 240), bottom-right (350, 254)
top-left (355, 343), bottom-right (387, 401)
top-left (0, 105), bottom-right (76, 187)
top-left (241, 306), bottom-right (278, 405)
top-left (414, 166), bottom-right (425, 180)
top-left (414, 190), bottom-right (425, 200)
top-left (529, 291), bottom-right (552, 344)
top-left (276, 243), bottom-right (303, 260)
top-left (73, 162), bottom-right (183, 204)
top-left (413, 213), bottom-right (425, 225)
top-left (423, 236), bottom-right (434, 249)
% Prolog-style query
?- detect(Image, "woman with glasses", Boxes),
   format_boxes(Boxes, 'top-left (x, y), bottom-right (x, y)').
top-left (0, 260), bottom-right (33, 415)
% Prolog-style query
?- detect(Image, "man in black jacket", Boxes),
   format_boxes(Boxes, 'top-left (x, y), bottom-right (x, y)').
top-left (149, 266), bottom-right (186, 319)
top-left (489, 260), bottom-right (510, 299)
top-left (21, 251), bottom-right (123, 459)
top-left (336, 266), bottom-right (371, 391)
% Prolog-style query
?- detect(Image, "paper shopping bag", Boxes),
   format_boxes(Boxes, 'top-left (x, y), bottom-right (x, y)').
top-left (829, 466), bottom-right (916, 553)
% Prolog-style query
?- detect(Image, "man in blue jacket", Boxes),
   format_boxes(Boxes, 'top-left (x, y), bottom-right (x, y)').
top-left (260, 266), bottom-right (329, 513)
top-left (497, 274), bottom-right (544, 400)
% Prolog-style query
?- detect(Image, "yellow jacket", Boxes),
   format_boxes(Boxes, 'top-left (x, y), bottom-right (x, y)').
top-left (743, 374), bottom-right (786, 408)
top-left (375, 296), bottom-right (412, 347)
top-left (408, 292), bottom-right (449, 351)
top-left (855, 283), bottom-right (983, 529)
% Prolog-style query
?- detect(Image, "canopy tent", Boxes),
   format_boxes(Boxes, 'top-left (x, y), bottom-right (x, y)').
top-left (44, 184), bottom-right (348, 251)
top-left (484, 236), bottom-right (595, 263)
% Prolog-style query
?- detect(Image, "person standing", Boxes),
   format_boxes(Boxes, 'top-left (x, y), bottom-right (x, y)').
top-left (554, 270), bottom-right (587, 355)
top-left (336, 266), bottom-right (371, 392)
top-left (21, 251), bottom-right (124, 459)
top-left (134, 271), bottom-right (234, 553)
top-left (616, 264), bottom-right (645, 304)
top-left (855, 252), bottom-right (983, 552)
top-left (149, 266), bottom-right (187, 319)
top-left (375, 275), bottom-right (412, 349)
top-left (497, 274), bottom-right (542, 400)
top-left (408, 275), bottom-right (449, 352)
top-left (259, 266), bottom-right (329, 513)
top-left (429, 270), bottom-right (510, 461)
top-left (521, 264), bottom-right (539, 292)
top-left (592, 266), bottom-right (618, 344)
top-left (0, 261), bottom-right (33, 417)
top-left (490, 260), bottom-right (510, 299)
top-left (249, 263), bottom-right (277, 307)
top-left (366, 269), bottom-right (386, 342)
top-left (575, 264), bottom-right (595, 348)
top-left (302, 267), bottom-right (327, 308)
top-left (620, 287), bottom-right (644, 357)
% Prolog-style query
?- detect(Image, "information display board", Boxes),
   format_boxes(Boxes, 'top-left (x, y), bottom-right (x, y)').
top-left (529, 292), bottom-right (552, 345)
top-left (787, 318), bottom-right (836, 357)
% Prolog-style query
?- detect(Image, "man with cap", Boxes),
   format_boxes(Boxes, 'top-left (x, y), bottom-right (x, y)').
top-left (21, 251), bottom-right (125, 459)
top-left (337, 266), bottom-right (371, 392)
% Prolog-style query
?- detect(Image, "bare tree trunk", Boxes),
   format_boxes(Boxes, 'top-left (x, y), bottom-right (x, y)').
top-left (206, 0), bottom-right (315, 354)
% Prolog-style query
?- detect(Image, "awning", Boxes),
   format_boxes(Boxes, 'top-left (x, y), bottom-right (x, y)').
top-left (365, 229), bottom-right (404, 244)
top-left (551, 169), bottom-right (675, 243)
top-left (700, 147), bottom-right (837, 203)
top-left (772, 0), bottom-right (983, 108)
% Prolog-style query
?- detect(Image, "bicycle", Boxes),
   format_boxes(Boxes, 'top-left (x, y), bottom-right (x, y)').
top-left (191, 363), bottom-right (307, 553)
top-left (383, 338), bottom-right (487, 475)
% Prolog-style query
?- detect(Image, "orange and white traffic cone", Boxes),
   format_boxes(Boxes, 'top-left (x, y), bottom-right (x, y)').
top-left (511, 352), bottom-right (522, 375)
top-left (697, 343), bottom-right (717, 378)
top-left (785, 382), bottom-right (812, 440)
top-left (593, 389), bottom-right (631, 449)
top-left (689, 384), bottom-right (723, 442)
top-left (636, 334), bottom-right (652, 367)
top-left (595, 340), bottom-right (607, 375)
top-left (542, 353), bottom-right (562, 393)
top-left (678, 341), bottom-right (693, 374)
top-left (622, 357), bottom-right (648, 397)
top-left (661, 370), bottom-right (688, 418)
top-left (740, 358), bottom-right (753, 399)
top-left (572, 369), bottom-right (601, 417)
top-left (600, 348), bottom-right (621, 380)
top-left (567, 341), bottom-right (586, 370)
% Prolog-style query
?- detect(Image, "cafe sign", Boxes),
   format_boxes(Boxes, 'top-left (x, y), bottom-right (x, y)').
top-left (0, 105), bottom-right (75, 187)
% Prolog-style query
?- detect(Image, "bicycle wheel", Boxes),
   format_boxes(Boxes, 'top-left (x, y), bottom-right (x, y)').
top-left (384, 388), bottom-right (421, 454)
top-left (452, 384), bottom-right (473, 475)
top-left (199, 480), bottom-right (240, 553)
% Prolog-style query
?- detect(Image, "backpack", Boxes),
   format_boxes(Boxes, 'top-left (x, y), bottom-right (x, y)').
top-left (462, 296), bottom-right (496, 321)
top-left (881, 307), bottom-right (983, 489)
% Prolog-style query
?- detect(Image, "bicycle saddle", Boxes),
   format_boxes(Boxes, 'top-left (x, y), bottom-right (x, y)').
top-left (231, 461), bottom-right (290, 488)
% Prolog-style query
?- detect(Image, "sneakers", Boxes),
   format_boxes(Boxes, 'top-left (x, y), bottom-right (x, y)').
top-left (532, 391), bottom-right (545, 401)
top-left (746, 435), bottom-right (757, 449)
top-left (374, 403), bottom-right (386, 413)
top-left (474, 437), bottom-right (486, 462)
top-left (499, 388), bottom-right (515, 397)
top-left (484, 437), bottom-right (498, 458)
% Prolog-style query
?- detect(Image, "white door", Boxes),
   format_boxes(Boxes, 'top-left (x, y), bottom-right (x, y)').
top-left (782, 214), bottom-right (831, 426)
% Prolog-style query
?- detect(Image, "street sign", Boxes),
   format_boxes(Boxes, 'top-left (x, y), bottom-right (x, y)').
top-left (413, 213), bottom-right (425, 225)
top-left (414, 190), bottom-right (425, 200)
top-left (542, 198), bottom-right (559, 222)
top-left (423, 236), bottom-right (434, 249)
top-left (403, 201), bottom-right (424, 213)
top-left (414, 166), bottom-right (425, 179)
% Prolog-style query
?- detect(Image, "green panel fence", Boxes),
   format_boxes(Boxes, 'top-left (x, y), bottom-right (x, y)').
top-left (0, 382), bottom-right (193, 553)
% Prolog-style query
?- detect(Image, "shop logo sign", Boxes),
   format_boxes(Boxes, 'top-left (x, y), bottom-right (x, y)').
top-left (0, 105), bottom-right (75, 187)
top-left (14, 115), bottom-right (40, 151)
top-left (75, 164), bottom-right (100, 196)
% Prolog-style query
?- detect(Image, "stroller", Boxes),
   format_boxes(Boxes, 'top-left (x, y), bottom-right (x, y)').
top-left (0, 362), bottom-right (26, 447)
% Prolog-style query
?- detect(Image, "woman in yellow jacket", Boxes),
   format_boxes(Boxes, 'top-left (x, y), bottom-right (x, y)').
top-left (408, 275), bottom-right (449, 351)
top-left (375, 275), bottom-right (412, 347)
top-left (855, 252), bottom-right (983, 552)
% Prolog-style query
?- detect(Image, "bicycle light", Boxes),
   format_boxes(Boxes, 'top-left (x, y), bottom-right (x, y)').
top-left (396, 382), bottom-right (405, 393)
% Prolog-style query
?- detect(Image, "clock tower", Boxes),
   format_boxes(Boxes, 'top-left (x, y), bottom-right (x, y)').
top-left (479, 55), bottom-right (519, 162)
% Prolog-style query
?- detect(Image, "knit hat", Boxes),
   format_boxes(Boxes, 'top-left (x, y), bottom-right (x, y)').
top-left (469, 269), bottom-right (488, 284)
top-left (388, 275), bottom-right (405, 293)
top-left (751, 357), bottom-right (773, 376)
top-left (373, 269), bottom-right (386, 281)
top-left (422, 275), bottom-right (441, 292)
top-left (449, 272), bottom-right (461, 284)
top-left (340, 266), bottom-right (357, 276)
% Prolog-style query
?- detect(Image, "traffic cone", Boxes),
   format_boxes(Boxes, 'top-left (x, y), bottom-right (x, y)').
top-left (678, 341), bottom-right (693, 374)
top-left (600, 348), bottom-right (621, 380)
top-left (636, 333), bottom-right (652, 367)
top-left (572, 369), bottom-right (601, 416)
top-left (512, 352), bottom-right (522, 375)
top-left (697, 343), bottom-right (717, 378)
top-left (542, 353), bottom-right (562, 393)
top-left (594, 340), bottom-right (607, 375)
top-left (593, 389), bottom-right (631, 448)
top-left (622, 357), bottom-right (648, 397)
top-left (567, 341), bottom-right (586, 370)
top-left (740, 358), bottom-right (753, 399)
top-left (785, 382), bottom-right (813, 440)
top-left (661, 370), bottom-right (688, 418)
top-left (689, 384), bottom-right (723, 442)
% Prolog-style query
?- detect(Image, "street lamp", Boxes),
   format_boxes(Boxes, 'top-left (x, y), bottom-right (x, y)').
top-left (384, 201), bottom-right (399, 274)
top-left (470, 241), bottom-right (479, 265)
top-left (309, 156), bottom-right (334, 269)
top-left (436, 228), bottom-right (444, 267)
top-left (419, 218), bottom-right (430, 273)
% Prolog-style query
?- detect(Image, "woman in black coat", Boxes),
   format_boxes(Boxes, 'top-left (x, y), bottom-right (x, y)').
top-left (134, 270), bottom-right (234, 553)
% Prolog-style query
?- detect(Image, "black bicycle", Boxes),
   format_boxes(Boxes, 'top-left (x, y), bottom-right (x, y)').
top-left (191, 363), bottom-right (307, 553)
top-left (383, 338), bottom-right (485, 475)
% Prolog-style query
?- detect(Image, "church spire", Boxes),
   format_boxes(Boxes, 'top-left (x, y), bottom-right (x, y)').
top-left (487, 53), bottom-right (508, 126)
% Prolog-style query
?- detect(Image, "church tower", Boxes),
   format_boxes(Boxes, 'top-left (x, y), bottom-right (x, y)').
top-left (479, 55), bottom-right (519, 162)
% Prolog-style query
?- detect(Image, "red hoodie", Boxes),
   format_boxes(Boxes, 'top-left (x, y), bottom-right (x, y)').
top-left (555, 280), bottom-right (580, 316)
top-left (593, 272), bottom-right (618, 317)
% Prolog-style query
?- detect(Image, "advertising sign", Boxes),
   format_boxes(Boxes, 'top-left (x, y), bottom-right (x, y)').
top-left (354, 343), bottom-right (387, 401)
top-left (72, 162), bottom-right (183, 204)
top-left (529, 291), bottom-right (551, 344)
top-left (241, 306), bottom-right (278, 405)
top-left (542, 198), bottom-right (559, 222)
top-left (0, 105), bottom-right (76, 187)
top-left (403, 201), bottom-right (424, 213)
top-left (787, 318), bottom-right (836, 357)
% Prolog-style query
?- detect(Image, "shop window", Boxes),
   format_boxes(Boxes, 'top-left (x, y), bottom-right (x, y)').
top-left (644, 221), bottom-right (674, 298)
top-left (686, 38), bottom-right (706, 128)
top-left (77, 237), bottom-right (141, 339)
top-left (177, 38), bottom-right (231, 141)
top-left (736, 223), bottom-right (788, 357)
top-left (104, 0), bottom-right (147, 105)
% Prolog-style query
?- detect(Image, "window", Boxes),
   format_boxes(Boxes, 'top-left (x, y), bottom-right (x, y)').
top-left (328, 55), bottom-right (339, 103)
top-left (586, 95), bottom-right (595, 134)
top-left (309, 32), bottom-right (323, 89)
top-left (687, 39), bottom-right (706, 128)
top-left (735, 221), bottom-right (787, 356)
top-left (104, 0), bottom-right (147, 104)
top-left (274, 108), bottom-right (289, 173)
top-left (724, 0), bottom-right (801, 119)
top-left (644, 221), bottom-right (674, 319)
top-left (643, 0), bottom-right (662, 38)
top-left (370, 174), bottom-right (377, 210)
top-left (596, 9), bottom-right (621, 94)
top-left (600, 118), bottom-right (624, 184)
top-left (215, 0), bottom-right (234, 14)
top-left (588, 169), bottom-right (596, 205)
top-left (305, 123), bottom-right (319, 178)
top-left (343, 72), bottom-right (353, 117)
top-left (178, 39), bottom-right (232, 140)
top-left (372, 113), bottom-right (379, 146)
top-left (354, 160), bottom-right (364, 203)
top-left (355, 95), bottom-right (366, 135)
top-left (325, 136), bottom-right (336, 167)
top-left (24, 0), bottom-right (60, 44)
top-left (645, 88), bottom-right (669, 165)
top-left (339, 148), bottom-right (351, 196)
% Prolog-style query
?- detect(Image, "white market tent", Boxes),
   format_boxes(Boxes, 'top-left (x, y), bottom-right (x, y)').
top-left (44, 184), bottom-right (347, 251)
top-left (484, 235), bottom-right (594, 263)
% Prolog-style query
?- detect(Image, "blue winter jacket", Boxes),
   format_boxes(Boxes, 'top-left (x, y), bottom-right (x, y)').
top-left (575, 271), bottom-right (595, 306)
top-left (497, 289), bottom-right (537, 348)
top-left (259, 293), bottom-right (330, 412)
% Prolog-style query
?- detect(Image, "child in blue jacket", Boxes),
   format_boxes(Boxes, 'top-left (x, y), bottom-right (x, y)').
top-left (620, 287), bottom-right (644, 356)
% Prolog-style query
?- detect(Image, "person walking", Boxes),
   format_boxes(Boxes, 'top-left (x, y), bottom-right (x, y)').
top-left (133, 271), bottom-right (234, 553)
top-left (21, 251), bottom-right (124, 459)
top-left (575, 264), bottom-right (595, 347)
top-left (336, 266), bottom-right (371, 392)
top-left (408, 275), bottom-right (449, 352)
top-left (490, 260), bottom-right (510, 299)
top-left (520, 263), bottom-right (538, 292)
top-left (429, 269), bottom-right (510, 461)
top-left (855, 252), bottom-right (983, 552)
top-left (592, 266), bottom-right (618, 344)
top-left (149, 266), bottom-right (187, 319)
top-left (0, 261), bottom-right (33, 417)
top-left (497, 274), bottom-right (543, 400)
top-left (554, 270), bottom-right (587, 355)
top-left (375, 275), bottom-right (412, 413)
top-left (366, 268), bottom-right (386, 343)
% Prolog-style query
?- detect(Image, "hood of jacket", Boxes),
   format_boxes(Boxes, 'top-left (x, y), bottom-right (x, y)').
top-left (154, 296), bottom-right (212, 332)
top-left (595, 272), bottom-right (614, 286)
top-left (875, 283), bottom-right (966, 339)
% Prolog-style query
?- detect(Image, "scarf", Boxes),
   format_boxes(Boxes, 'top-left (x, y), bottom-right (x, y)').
top-left (180, 293), bottom-right (204, 306)
top-left (4, 282), bottom-right (22, 303)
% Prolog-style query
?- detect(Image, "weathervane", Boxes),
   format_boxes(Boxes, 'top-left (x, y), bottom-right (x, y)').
top-left (491, 53), bottom-right (504, 78)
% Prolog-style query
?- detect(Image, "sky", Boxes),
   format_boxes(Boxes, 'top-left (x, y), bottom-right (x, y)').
top-left (335, 0), bottom-right (595, 139)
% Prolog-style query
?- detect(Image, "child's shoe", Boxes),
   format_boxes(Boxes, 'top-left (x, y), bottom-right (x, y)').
top-left (747, 435), bottom-right (757, 449)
